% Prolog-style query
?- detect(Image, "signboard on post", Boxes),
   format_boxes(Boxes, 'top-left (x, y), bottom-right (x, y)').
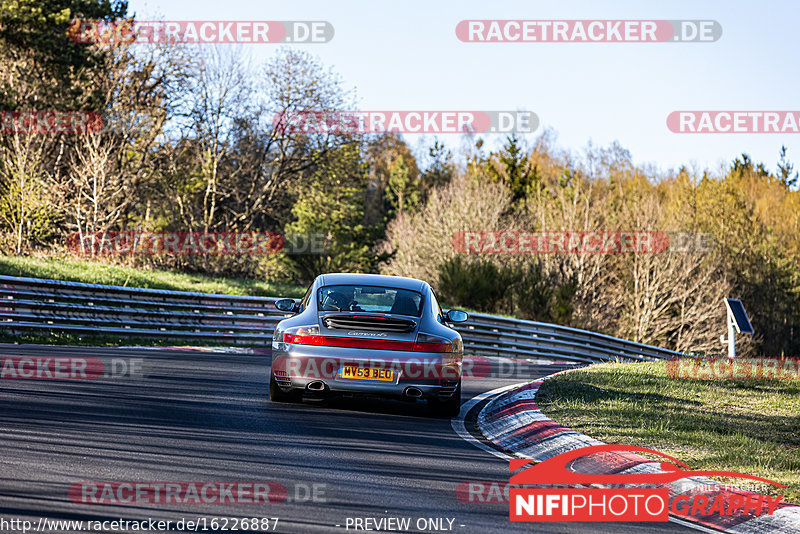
top-left (722, 299), bottom-right (754, 358)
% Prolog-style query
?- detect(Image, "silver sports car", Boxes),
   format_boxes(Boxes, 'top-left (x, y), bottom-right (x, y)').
top-left (270, 273), bottom-right (468, 416)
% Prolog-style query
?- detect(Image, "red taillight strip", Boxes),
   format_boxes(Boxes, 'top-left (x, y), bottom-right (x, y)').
top-left (284, 335), bottom-right (451, 352)
top-left (329, 337), bottom-right (414, 351)
top-left (413, 342), bottom-right (453, 353)
top-left (284, 334), bottom-right (323, 345)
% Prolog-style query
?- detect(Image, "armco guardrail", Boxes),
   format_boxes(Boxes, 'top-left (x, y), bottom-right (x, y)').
top-left (0, 275), bottom-right (683, 362)
top-left (0, 275), bottom-right (281, 344)
top-left (458, 312), bottom-right (682, 363)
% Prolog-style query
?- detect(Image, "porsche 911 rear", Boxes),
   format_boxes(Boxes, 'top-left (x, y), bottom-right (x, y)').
top-left (269, 274), bottom-right (467, 416)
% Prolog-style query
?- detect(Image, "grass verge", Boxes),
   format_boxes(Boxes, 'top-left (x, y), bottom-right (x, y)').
top-left (535, 361), bottom-right (800, 503)
top-left (0, 255), bottom-right (304, 297)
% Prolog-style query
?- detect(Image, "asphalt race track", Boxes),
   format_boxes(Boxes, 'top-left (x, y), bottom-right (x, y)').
top-left (0, 345), bottom-right (697, 533)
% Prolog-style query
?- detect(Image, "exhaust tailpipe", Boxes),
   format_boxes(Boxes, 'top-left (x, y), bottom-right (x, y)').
top-left (307, 380), bottom-right (327, 392)
top-left (404, 386), bottom-right (423, 399)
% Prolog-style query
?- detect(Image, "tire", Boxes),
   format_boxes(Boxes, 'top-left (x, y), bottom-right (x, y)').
top-left (429, 381), bottom-right (462, 418)
top-left (269, 373), bottom-right (301, 403)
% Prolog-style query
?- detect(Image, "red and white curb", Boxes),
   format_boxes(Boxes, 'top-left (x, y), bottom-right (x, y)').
top-left (470, 377), bottom-right (800, 533)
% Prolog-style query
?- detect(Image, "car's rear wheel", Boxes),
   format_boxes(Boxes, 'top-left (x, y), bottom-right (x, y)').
top-left (269, 373), bottom-right (302, 403)
top-left (428, 381), bottom-right (461, 417)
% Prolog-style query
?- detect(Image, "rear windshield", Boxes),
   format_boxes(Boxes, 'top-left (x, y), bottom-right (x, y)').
top-left (318, 285), bottom-right (424, 317)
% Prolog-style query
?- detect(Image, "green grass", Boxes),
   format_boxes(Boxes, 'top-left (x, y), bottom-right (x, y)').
top-left (536, 361), bottom-right (800, 503)
top-left (0, 255), bottom-right (304, 297)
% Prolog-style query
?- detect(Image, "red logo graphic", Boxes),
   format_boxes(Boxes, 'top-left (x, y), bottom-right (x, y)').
top-left (509, 444), bottom-right (784, 522)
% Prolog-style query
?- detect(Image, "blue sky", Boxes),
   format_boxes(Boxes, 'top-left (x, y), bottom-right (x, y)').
top-left (127, 0), bottom-right (799, 174)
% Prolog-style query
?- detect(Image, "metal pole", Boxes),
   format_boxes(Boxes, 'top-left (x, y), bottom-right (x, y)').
top-left (727, 309), bottom-right (736, 358)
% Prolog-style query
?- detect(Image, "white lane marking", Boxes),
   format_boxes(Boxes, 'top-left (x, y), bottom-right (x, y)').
top-left (452, 382), bottom-right (722, 534)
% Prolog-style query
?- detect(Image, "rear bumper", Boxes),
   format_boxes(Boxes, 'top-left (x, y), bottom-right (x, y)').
top-left (281, 376), bottom-right (459, 400)
top-left (271, 345), bottom-right (462, 400)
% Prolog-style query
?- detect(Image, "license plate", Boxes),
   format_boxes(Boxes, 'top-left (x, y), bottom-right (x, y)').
top-left (339, 366), bottom-right (393, 381)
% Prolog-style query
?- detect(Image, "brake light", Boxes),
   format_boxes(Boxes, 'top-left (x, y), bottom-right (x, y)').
top-left (413, 333), bottom-right (454, 353)
top-left (285, 332), bottom-right (412, 350)
top-left (282, 325), bottom-right (323, 345)
top-left (281, 326), bottom-right (456, 353)
top-left (323, 338), bottom-right (413, 350)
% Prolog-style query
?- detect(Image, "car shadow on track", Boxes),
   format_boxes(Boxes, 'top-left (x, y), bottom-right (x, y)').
top-left (274, 393), bottom-right (453, 419)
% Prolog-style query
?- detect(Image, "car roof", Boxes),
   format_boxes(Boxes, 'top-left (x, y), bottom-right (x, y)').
top-left (318, 273), bottom-right (427, 292)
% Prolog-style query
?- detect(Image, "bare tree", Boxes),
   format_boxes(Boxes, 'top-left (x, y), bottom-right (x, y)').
top-left (0, 132), bottom-right (52, 254)
top-left (62, 132), bottom-right (130, 255)
top-left (523, 133), bottom-right (614, 329)
top-left (222, 47), bottom-right (359, 232)
top-left (380, 172), bottom-right (516, 284)
top-left (605, 194), bottom-right (734, 354)
top-left (180, 45), bottom-right (254, 234)
top-left (50, 35), bottom-right (194, 254)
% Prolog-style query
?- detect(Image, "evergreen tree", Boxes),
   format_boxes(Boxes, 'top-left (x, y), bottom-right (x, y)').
top-left (487, 135), bottom-right (540, 208)
top-left (777, 145), bottom-right (798, 190)
top-left (282, 144), bottom-right (387, 283)
top-left (384, 155), bottom-right (419, 217)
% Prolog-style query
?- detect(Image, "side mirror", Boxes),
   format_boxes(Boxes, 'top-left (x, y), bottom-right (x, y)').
top-left (445, 309), bottom-right (469, 323)
top-left (275, 298), bottom-right (299, 313)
